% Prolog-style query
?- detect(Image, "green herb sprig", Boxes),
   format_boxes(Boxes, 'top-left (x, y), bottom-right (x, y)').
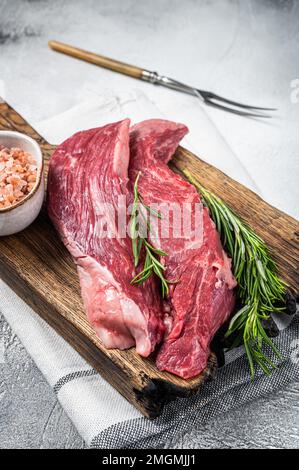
top-left (182, 169), bottom-right (286, 378)
top-left (130, 172), bottom-right (173, 298)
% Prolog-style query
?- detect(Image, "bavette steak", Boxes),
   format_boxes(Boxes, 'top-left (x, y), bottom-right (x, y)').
top-left (47, 117), bottom-right (237, 380)
top-left (129, 120), bottom-right (237, 379)
top-left (47, 120), bottom-right (165, 357)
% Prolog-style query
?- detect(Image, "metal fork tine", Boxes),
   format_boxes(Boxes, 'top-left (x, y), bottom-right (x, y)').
top-left (151, 75), bottom-right (275, 117)
top-left (202, 91), bottom-right (276, 111)
top-left (204, 99), bottom-right (273, 118)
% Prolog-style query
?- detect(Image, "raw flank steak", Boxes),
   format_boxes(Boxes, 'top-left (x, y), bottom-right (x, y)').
top-left (128, 119), bottom-right (236, 379)
top-left (47, 118), bottom-right (236, 379)
top-left (47, 120), bottom-right (164, 357)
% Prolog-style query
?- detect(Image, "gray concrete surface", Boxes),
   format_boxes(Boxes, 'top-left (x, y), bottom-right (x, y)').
top-left (0, 0), bottom-right (298, 448)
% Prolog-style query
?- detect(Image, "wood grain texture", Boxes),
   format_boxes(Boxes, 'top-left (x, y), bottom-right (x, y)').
top-left (0, 101), bottom-right (298, 418)
top-left (48, 41), bottom-right (145, 79)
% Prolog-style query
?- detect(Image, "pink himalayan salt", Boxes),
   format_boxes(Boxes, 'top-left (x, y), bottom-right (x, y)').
top-left (0, 146), bottom-right (38, 209)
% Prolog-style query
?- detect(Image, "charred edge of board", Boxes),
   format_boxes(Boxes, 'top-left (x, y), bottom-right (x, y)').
top-left (133, 354), bottom-right (218, 419)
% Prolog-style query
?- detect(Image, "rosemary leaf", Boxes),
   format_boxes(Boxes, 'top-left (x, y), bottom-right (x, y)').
top-left (130, 172), bottom-right (173, 298)
top-left (182, 169), bottom-right (287, 378)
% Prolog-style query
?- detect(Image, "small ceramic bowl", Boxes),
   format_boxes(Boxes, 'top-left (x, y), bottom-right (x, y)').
top-left (0, 131), bottom-right (44, 236)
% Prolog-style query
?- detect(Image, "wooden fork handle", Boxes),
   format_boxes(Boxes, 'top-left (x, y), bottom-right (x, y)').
top-left (48, 40), bottom-right (146, 80)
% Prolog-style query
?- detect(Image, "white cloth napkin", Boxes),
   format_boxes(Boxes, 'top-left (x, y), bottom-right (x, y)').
top-left (0, 88), bottom-right (263, 446)
top-left (38, 87), bottom-right (260, 192)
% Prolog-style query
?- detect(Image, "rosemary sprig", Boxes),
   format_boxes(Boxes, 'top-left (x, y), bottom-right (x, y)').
top-left (130, 172), bottom-right (172, 298)
top-left (182, 169), bottom-right (286, 378)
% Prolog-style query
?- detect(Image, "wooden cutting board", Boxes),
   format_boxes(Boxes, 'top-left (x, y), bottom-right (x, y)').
top-left (0, 99), bottom-right (298, 418)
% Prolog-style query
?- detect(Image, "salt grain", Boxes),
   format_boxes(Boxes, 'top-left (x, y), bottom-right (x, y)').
top-left (0, 146), bottom-right (38, 209)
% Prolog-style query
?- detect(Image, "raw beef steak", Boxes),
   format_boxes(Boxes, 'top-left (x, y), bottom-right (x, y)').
top-left (47, 120), bottom-right (164, 356)
top-left (129, 119), bottom-right (236, 379)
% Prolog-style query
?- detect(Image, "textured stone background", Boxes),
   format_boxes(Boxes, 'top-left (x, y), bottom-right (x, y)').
top-left (0, 0), bottom-right (298, 448)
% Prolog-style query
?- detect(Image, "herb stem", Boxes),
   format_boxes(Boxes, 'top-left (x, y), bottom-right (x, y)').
top-left (182, 169), bottom-right (286, 378)
top-left (130, 172), bottom-right (173, 298)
